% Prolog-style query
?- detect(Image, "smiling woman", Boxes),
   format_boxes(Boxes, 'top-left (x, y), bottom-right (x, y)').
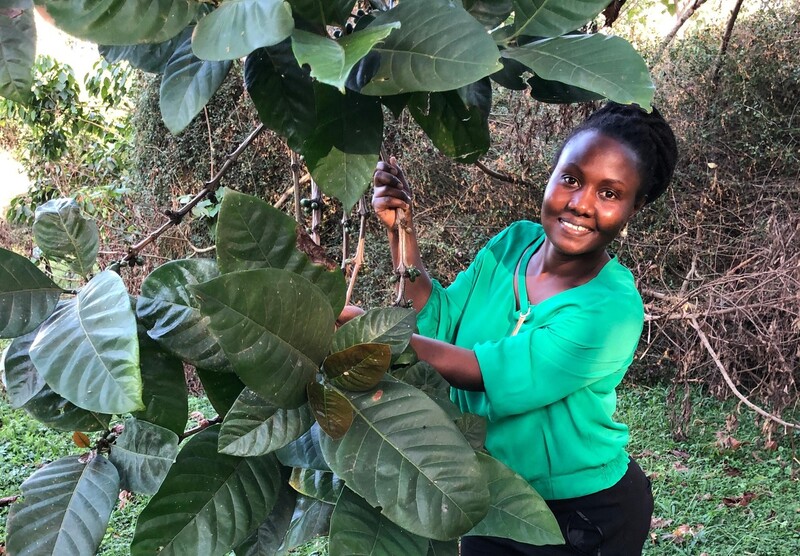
top-left (358, 102), bottom-right (679, 556)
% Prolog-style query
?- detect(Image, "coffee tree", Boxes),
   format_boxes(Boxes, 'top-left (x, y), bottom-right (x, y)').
top-left (0, 1), bottom-right (654, 554)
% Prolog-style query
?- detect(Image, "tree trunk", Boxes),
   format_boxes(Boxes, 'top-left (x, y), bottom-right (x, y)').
top-left (711, 0), bottom-right (746, 88)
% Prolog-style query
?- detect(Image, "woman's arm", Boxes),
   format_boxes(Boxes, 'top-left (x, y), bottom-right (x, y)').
top-left (410, 334), bottom-right (484, 391)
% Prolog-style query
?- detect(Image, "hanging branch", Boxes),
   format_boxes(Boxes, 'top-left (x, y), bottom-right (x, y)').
top-left (344, 198), bottom-right (369, 307)
top-left (179, 416), bottom-right (223, 442)
top-left (710, 0), bottom-right (745, 89)
top-left (474, 160), bottom-right (534, 188)
top-left (290, 149), bottom-right (303, 223)
top-left (379, 147), bottom-right (412, 307)
top-left (310, 178), bottom-right (322, 245)
top-left (651, 0), bottom-right (709, 66)
top-left (0, 495), bottom-right (19, 508)
top-left (688, 317), bottom-right (800, 431)
top-left (116, 124), bottom-right (266, 267)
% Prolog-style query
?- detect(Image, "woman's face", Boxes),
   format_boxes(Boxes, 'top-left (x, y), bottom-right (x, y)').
top-left (541, 130), bottom-right (644, 260)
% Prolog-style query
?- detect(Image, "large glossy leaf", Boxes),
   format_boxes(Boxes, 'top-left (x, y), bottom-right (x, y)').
top-left (6, 455), bottom-right (120, 556)
top-left (99, 27), bottom-right (192, 74)
top-left (29, 270), bottom-right (143, 415)
top-left (137, 258), bottom-right (232, 372)
top-left (22, 383), bottom-right (111, 431)
top-left (512, 0), bottom-right (608, 38)
top-left (32, 198), bottom-right (99, 278)
top-left (134, 329), bottom-right (188, 436)
top-left (303, 85), bottom-right (383, 211)
top-left (244, 40), bottom-right (316, 151)
top-left (0, 4), bottom-right (35, 103)
top-left (279, 495), bottom-right (334, 553)
top-left (291, 24), bottom-right (400, 93)
top-left (215, 190), bottom-right (346, 315)
top-left (408, 79), bottom-right (491, 163)
top-left (289, 467), bottom-right (344, 504)
top-left (109, 418), bottom-right (179, 495)
top-left (319, 378), bottom-right (489, 540)
top-left (192, 0), bottom-right (294, 61)
top-left (329, 487), bottom-right (429, 555)
top-left (1, 329), bottom-right (45, 407)
top-left (287, 0), bottom-right (351, 26)
top-left (332, 307), bottom-right (415, 356)
top-left (275, 423), bottom-right (330, 471)
top-left (466, 453), bottom-right (564, 545)
top-left (307, 382), bottom-right (354, 439)
top-left (360, 0), bottom-right (501, 95)
top-left (528, 72), bottom-right (603, 103)
top-left (191, 268), bottom-right (335, 409)
top-left (455, 412), bottom-right (487, 451)
top-left (195, 367), bottom-right (245, 418)
top-left (322, 343), bottom-right (390, 392)
top-left (392, 360), bottom-right (452, 403)
top-left (0, 247), bottom-right (61, 338)
top-left (131, 426), bottom-right (283, 556)
top-left (234, 481), bottom-right (297, 556)
top-left (502, 34), bottom-right (654, 108)
top-left (37, 0), bottom-right (197, 45)
top-left (219, 387), bottom-right (314, 456)
top-left (461, 0), bottom-right (512, 28)
top-left (428, 540), bottom-right (458, 556)
top-left (160, 31), bottom-right (232, 133)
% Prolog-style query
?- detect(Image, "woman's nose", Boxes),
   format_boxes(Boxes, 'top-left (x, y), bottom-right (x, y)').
top-left (567, 187), bottom-right (593, 215)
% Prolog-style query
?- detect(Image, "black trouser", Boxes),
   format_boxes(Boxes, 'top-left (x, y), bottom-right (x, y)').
top-left (461, 458), bottom-right (653, 556)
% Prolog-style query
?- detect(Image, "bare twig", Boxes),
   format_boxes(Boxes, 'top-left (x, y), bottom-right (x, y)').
top-left (203, 106), bottom-right (215, 176)
top-left (274, 185), bottom-right (295, 210)
top-left (290, 150), bottom-right (302, 223)
top-left (651, 0), bottom-right (710, 66)
top-left (474, 160), bottom-right (534, 188)
top-left (710, 0), bottom-right (745, 89)
top-left (344, 198), bottom-right (369, 307)
top-left (310, 179), bottom-right (321, 245)
top-left (0, 495), bottom-right (19, 507)
top-left (688, 317), bottom-right (800, 431)
top-left (179, 416), bottom-right (222, 442)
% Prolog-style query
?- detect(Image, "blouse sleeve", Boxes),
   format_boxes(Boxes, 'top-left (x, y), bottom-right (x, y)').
top-left (474, 294), bottom-right (644, 419)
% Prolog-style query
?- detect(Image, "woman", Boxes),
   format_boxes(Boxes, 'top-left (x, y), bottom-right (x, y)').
top-left (360, 102), bottom-right (677, 555)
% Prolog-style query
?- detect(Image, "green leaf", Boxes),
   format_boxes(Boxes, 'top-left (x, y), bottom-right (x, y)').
top-left (512, 0), bottom-right (609, 38)
top-left (332, 307), bottom-right (415, 356)
top-left (329, 487), bottom-right (429, 555)
top-left (455, 412), bottom-right (487, 451)
top-left (527, 72), bottom-right (603, 103)
top-left (322, 343), bottom-right (391, 392)
top-left (244, 40), bottom-right (316, 151)
top-left (275, 423), bottom-right (330, 471)
top-left (319, 378), bottom-right (489, 540)
top-left (191, 268), bottom-right (335, 408)
top-left (216, 189), bottom-right (346, 315)
top-left (287, 0), bottom-right (351, 26)
top-left (502, 34), bottom-right (654, 108)
top-left (22, 382), bottom-right (111, 431)
top-left (137, 258), bottom-right (232, 372)
top-left (29, 270), bottom-right (143, 414)
top-left (461, 0), bottom-right (512, 28)
top-left (289, 467), bottom-right (344, 504)
top-left (291, 23), bottom-right (400, 93)
top-left (160, 31), bottom-right (232, 133)
top-left (392, 360), bottom-right (454, 407)
top-left (466, 453), bottom-right (564, 545)
top-left (37, 0), bottom-right (197, 45)
top-left (489, 57), bottom-right (529, 90)
top-left (0, 247), bottom-right (61, 338)
top-left (234, 481), bottom-right (297, 556)
top-left (428, 539), bottom-right (459, 556)
top-left (303, 85), bottom-right (383, 211)
top-left (32, 198), bottom-right (99, 278)
top-left (279, 495), bottom-right (334, 553)
top-left (219, 387), bottom-right (315, 456)
top-left (408, 78), bottom-right (491, 163)
top-left (109, 418), bottom-right (179, 495)
top-left (196, 367), bottom-right (245, 418)
top-left (134, 329), bottom-right (189, 436)
top-left (131, 426), bottom-right (284, 556)
top-left (307, 382), bottom-right (354, 439)
top-left (99, 26), bottom-right (192, 74)
top-left (192, 0), bottom-right (294, 61)
top-left (1, 328), bottom-right (45, 407)
top-left (0, 4), bottom-right (35, 103)
top-left (6, 455), bottom-right (120, 556)
top-left (361, 0), bottom-right (501, 95)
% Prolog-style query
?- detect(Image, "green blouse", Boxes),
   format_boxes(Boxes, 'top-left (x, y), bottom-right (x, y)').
top-left (416, 221), bottom-right (644, 500)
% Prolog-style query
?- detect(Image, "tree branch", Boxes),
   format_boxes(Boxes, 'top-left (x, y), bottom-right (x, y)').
top-left (179, 416), bottom-right (222, 442)
top-left (474, 160), bottom-right (534, 188)
top-left (710, 0), bottom-right (745, 89)
top-left (651, 0), bottom-right (709, 66)
top-left (0, 495), bottom-right (19, 507)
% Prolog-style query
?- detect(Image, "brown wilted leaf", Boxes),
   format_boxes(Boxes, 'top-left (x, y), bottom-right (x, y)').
top-left (724, 465), bottom-right (742, 477)
top-left (722, 491), bottom-right (757, 507)
top-left (661, 524), bottom-right (704, 544)
top-left (715, 430), bottom-right (742, 451)
top-left (673, 461), bottom-right (689, 472)
top-left (73, 431), bottom-right (92, 448)
top-left (651, 516), bottom-right (674, 529)
top-left (118, 490), bottom-right (132, 510)
top-left (763, 439), bottom-right (779, 451)
top-left (669, 449), bottom-right (690, 459)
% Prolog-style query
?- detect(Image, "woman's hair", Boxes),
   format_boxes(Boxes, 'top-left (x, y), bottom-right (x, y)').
top-left (558, 102), bottom-right (678, 205)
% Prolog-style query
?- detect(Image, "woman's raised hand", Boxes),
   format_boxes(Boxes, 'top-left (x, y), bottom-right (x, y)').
top-left (372, 156), bottom-right (412, 231)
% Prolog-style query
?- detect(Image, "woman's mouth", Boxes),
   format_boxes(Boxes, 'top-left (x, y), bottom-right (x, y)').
top-left (559, 218), bottom-right (591, 233)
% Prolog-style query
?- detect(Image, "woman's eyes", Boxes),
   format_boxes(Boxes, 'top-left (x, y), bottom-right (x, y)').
top-left (601, 189), bottom-right (618, 200)
top-left (561, 175), bottom-right (578, 186)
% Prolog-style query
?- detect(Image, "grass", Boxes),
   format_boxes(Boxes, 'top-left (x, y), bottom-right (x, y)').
top-left (2, 384), bottom-right (799, 555)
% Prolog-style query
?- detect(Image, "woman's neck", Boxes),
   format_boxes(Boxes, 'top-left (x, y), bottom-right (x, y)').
top-left (533, 239), bottom-right (611, 287)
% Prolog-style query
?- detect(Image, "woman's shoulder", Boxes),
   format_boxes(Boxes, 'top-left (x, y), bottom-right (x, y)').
top-left (485, 220), bottom-right (543, 250)
top-left (588, 259), bottom-right (644, 317)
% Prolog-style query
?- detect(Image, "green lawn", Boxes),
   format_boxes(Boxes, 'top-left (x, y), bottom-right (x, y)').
top-left (2, 384), bottom-right (798, 555)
